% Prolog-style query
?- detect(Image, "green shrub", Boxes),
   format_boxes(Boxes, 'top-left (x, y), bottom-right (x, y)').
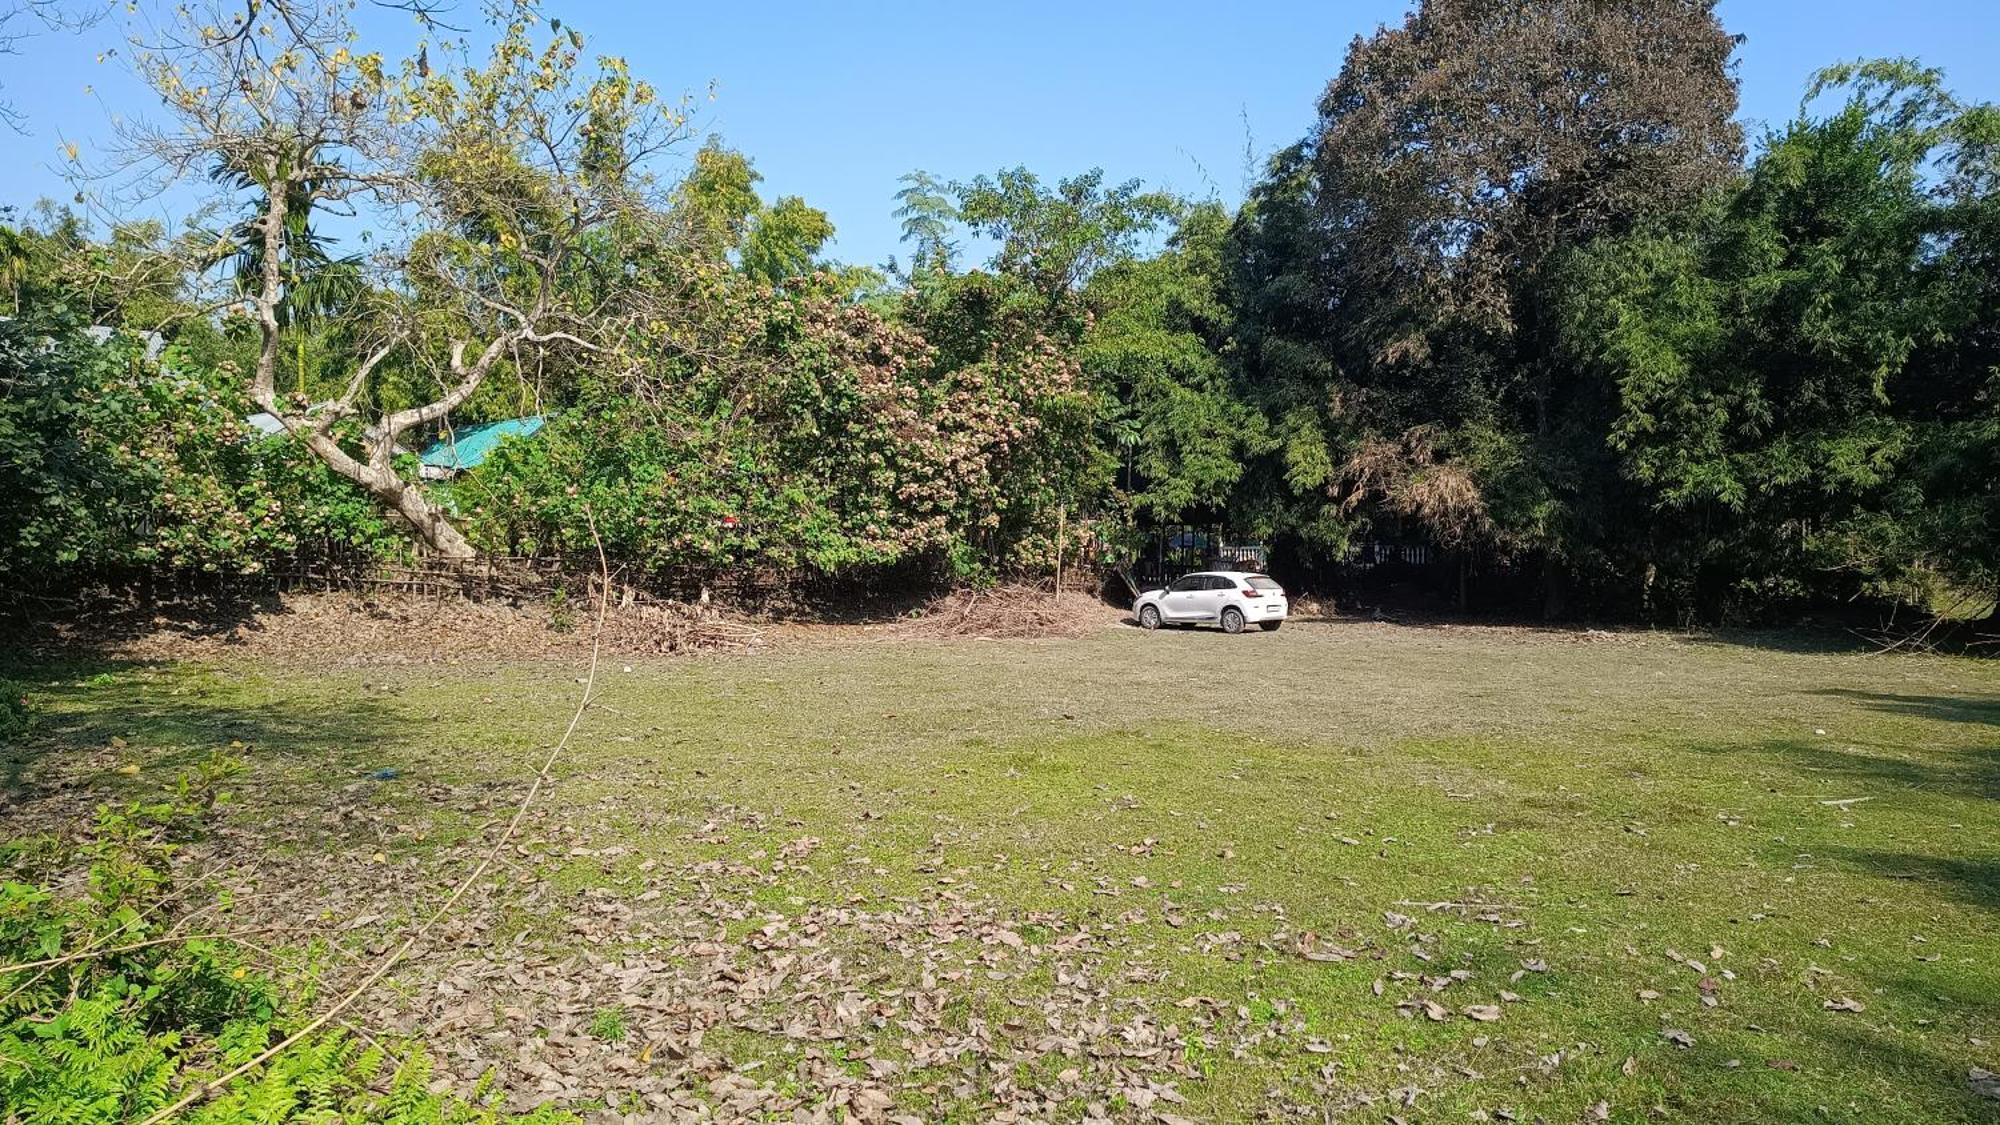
top-left (0, 308), bottom-right (404, 596)
top-left (0, 679), bottom-right (32, 740)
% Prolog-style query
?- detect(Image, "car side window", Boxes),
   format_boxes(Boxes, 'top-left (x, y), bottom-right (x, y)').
top-left (1169, 575), bottom-right (1204, 593)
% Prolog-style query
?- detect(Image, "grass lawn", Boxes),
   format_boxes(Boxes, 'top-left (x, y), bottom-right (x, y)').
top-left (9, 618), bottom-right (2000, 1122)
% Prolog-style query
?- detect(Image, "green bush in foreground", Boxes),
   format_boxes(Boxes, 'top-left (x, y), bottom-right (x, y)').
top-left (0, 757), bottom-right (567, 1124)
top-left (0, 680), bottom-right (32, 740)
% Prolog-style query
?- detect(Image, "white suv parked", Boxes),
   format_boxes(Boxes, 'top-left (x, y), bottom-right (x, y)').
top-left (1133, 571), bottom-right (1289, 634)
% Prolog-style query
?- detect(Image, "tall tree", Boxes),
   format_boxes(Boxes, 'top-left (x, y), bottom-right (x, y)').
top-left (1555, 60), bottom-right (2000, 619)
top-left (108, 0), bottom-right (688, 557)
top-left (952, 167), bottom-right (1178, 307)
top-left (888, 167), bottom-right (1190, 567)
top-left (1083, 201), bottom-right (1268, 522)
top-left (0, 221), bottom-right (27, 312)
top-left (1314, 0), bottom-right (1742, 359)
top-left (210, 159), bottom-right (365, 397)
top-left (1243, 0), bottom-right (1744, 610)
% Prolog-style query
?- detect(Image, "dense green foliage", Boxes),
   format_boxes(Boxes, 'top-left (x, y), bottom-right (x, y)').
top-left (1220, 7), bottom-right (1997, 621)
top-left (2, 0), bottom-right (1996, 622)
top-left (0, 297), bottom-right (402, 592)
top-left (1548, 60), bottom-right (2000, 618)
top-left (0, 756), bottom-right (567, 1123)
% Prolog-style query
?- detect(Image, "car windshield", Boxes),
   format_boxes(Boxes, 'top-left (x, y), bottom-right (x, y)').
top-left (1246, 576), bottom-right (1283, 591)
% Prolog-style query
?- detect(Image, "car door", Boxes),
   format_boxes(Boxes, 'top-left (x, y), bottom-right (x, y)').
top-left (1160, 574), bottom-right (1207, 620)
top-left (1194, 574), bottom-right (1231, 621)
top-left (1177, 574), bottom-right (1223, 622)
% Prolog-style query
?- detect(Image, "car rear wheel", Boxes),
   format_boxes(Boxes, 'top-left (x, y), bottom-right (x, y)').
top-left (1220, 607), bottom-right (1246, 634)
top-left (1259, 620), bottom-right (1282, 632)
top-left (1138, 604), bottom-right (1162, 630)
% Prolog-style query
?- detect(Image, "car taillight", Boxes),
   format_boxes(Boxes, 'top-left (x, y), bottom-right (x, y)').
top-left (1240, 587), bottom-right (1260, 598)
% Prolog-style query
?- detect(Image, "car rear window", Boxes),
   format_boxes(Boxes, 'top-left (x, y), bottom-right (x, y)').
top-left (1246, 576), bottom-right (1283, 591)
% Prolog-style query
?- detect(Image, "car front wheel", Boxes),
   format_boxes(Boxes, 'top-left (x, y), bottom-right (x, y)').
top-left (1138, 604), bottom-right (1162, 630)
top-left (1220, 607), bottom-right (1246, 634)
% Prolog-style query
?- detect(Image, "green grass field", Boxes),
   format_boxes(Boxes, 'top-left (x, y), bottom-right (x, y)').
top-left (10, 619), bottom-right (1999, 1122)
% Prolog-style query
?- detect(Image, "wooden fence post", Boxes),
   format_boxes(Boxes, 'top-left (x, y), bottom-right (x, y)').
top-left (1054, 503), bottom-right (1065, 599)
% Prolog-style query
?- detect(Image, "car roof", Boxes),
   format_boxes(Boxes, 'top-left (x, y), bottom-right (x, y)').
top-left (1188, 570), bottom-right (1267, 579)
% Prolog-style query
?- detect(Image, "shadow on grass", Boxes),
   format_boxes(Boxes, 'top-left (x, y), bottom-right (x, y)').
top-left (1817, 846), bottom-right (2000, 916)
top-left (3, 586), bottom-right (290, 653)
top-left (1682, 627), bottom-right (1881, 655)
top-left (1810, 688), bottom-right (2000, 729)
top-left (1804, 1023), bottom-right (2000, 1121)
top-left (1742, 688), bottom-right (2000, 801)
top-left (1277, 612), bottom-right (1892, 657)
top-left (1692, 708), bottom-right (2000, 920)
top-left (2, 654), bottom-right (407, 797)
top-left (1689, 735), bottom-right (2000, 802)
top-left (1784, 891), bottom-right (2000, 1116)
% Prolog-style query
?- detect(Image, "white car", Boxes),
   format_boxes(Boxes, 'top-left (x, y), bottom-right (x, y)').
top-left (1133, 571), bottom-right (1289, 634)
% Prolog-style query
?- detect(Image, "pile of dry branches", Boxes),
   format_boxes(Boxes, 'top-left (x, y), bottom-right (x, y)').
top-left (897, 584), bottom-right (1110, 640)
top-left (602, 600), bottom-right (765, 654)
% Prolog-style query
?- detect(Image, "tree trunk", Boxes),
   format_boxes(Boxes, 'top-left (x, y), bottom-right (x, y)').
top-left (1540, 559), bottom-right (1567, 621)
top-left (286, 424), bottom-right (479, 560)
top-left (237, 147), bottom-right (526, 566)
top-left (381, 476), bottom-right (477, 559)
top-left (1054, 503), bottom-right (1065, 598)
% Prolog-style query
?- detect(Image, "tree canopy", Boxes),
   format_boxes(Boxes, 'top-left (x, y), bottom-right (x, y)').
top-left (1, 0), bottom-right (1995, 626)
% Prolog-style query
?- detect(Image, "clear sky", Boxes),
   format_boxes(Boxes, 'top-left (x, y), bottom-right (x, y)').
top-left (2, 0), bottom-right (1997, 267)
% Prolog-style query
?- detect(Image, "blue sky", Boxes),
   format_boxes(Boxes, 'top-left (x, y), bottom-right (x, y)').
top-left (2, 0), bottom-right (1997, 267)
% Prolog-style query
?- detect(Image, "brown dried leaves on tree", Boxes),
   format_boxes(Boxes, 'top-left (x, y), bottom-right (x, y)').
top-left (1338, 425), bottom-right (1493, 548)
